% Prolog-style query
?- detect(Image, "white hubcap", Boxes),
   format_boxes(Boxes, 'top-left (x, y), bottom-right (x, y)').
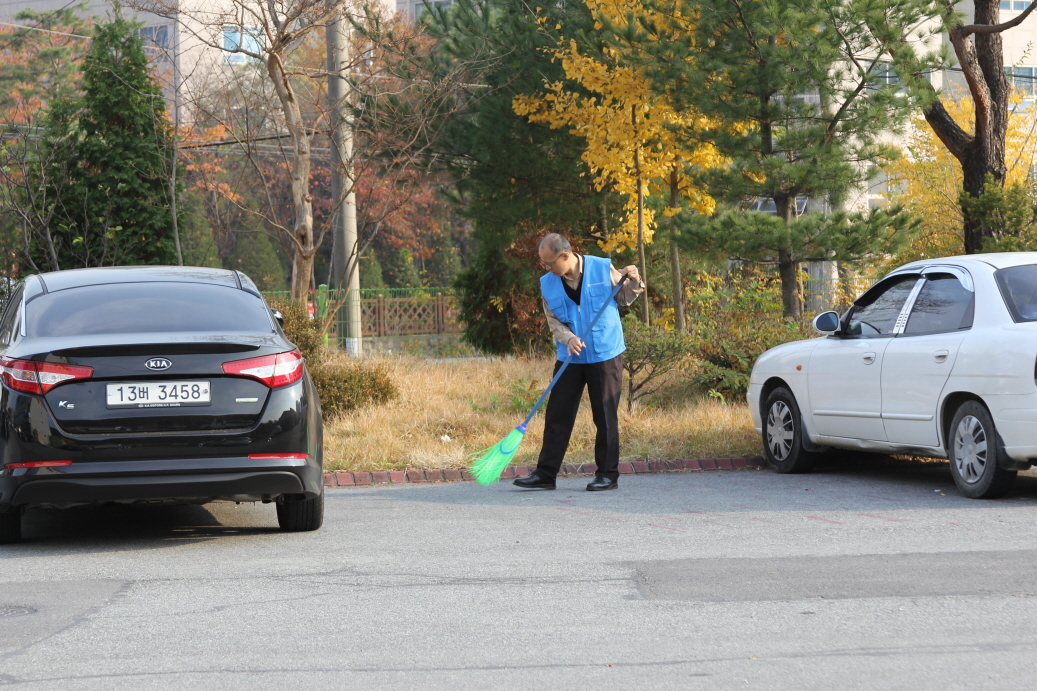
top-left (766, 401), bottom-right (795, 461)
top-left (953, 415), bottom-right (988, 484)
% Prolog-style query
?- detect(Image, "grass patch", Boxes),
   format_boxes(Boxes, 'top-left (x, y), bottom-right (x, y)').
top-left (323, 356), bottom-right (762, 472)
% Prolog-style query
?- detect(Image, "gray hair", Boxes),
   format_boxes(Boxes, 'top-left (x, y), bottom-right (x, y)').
top-left (539, 233), bottom-right (571, 256)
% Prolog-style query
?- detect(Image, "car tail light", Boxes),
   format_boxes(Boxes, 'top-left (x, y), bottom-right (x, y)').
top-left (248, 453), bottom-right (309, 460)
top-left (4, 460), bottom-right (72, 469)
top-left (0, 358), bottom-right (93, 395)
top-left (222, 350), bottom-right (304, 388)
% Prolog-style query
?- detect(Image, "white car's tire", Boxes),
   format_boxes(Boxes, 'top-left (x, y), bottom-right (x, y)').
top-left (948, 400), bottom-right (1016, 499)
top-left (762, 387), bottom-right (821, 474)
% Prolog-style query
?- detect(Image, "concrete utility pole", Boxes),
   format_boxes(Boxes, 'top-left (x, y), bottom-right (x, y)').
top-left (170, 18), bottom-right (183, 266)
top-left (327, 14), bottom-right (361, 356)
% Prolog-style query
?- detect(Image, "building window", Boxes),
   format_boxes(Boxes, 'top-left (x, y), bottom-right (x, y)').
top-left (412, 0), bottom-right (451, 19)
top-left (1000, 1), bottom-right (1030, 11)
top-left (870, 62), bottom-right (900, 87)
top-left (140, 25), bottom-right (169, 51)
top-left (746, 197), bottom-right (810, 215)
top-left (223, 27), bottom-right (263, 65)
top-left (1006, 66), bottom-right (1037, 97)
top-left (865, 62), bottom-right (911, 95)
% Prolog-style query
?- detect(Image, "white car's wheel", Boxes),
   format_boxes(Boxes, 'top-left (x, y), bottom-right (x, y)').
top-left (762, 387), bottom-right (820, 474)
top-left (948, 400), bottom-right (1016, 499)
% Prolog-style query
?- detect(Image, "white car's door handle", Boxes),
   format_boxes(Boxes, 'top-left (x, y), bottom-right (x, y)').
top-left (934, 349), bottom-right (949, 363)
top-left (862, 352), bottom-right (876, 365)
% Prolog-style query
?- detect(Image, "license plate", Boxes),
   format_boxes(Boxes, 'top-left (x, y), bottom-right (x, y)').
top-left (106, 381), bottom-right (212, 408)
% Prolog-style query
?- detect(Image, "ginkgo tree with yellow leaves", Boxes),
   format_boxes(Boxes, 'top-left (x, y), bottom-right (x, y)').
top-left (513, 0), bottom-right (724, 328)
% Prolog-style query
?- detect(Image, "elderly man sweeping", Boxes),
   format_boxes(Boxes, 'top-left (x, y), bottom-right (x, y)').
top-left (513, 233), bottom-right (644, 491)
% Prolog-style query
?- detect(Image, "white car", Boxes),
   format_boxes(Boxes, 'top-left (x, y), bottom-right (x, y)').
top-left (747, 253), bottom-right (1037, 498)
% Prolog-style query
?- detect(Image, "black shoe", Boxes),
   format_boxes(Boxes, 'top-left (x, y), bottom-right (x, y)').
top-left (586, 476), bottom-right (618, 491)
top-left (513, 472), bottom-right (555, 490)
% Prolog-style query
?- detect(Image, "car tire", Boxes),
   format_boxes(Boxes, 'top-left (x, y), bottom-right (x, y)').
top-left (948, 400), bottom-right (1016, 499)
top-left (276, 486), bottom-right (324, 532)
top-left (0, 508), bottom-right (22, 545)
top-left (762, 387), bottom-right (821, 474)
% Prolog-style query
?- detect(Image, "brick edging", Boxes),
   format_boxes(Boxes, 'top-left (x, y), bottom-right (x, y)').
top-left (323, 456), bottom-right (767, 487)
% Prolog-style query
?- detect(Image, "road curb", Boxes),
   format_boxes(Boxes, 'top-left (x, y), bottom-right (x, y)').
top-left (323, 456), bottom-right (768, 487)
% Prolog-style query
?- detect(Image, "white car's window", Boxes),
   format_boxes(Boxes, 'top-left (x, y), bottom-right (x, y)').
top-left (995, 265), bottom-right (1037, 322)
top-left (903, 274), bottom-right (975, 335)
top-left (845, 276), bottom-right (918, 337)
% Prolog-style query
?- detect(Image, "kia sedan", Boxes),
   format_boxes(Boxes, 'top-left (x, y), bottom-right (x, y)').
top-left (0, 267), bottom-right (323, 544)
top-left (748, 253), bottom-right (1037, 498)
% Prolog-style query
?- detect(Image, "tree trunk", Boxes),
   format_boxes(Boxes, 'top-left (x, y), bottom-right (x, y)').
top-left (668, 168), bottom-right (685, 331)
top-left (774, 193), bottom-right (801, 318)
top-left (922, 0), bottom-right (1008, 254)
top-left (267, 53), bottom-right (316, 303)
top-left (169, 123), bottom-right (182, 266)
top-left (632, 105), bottom-right (649, 325)
top-left (636, 174), bottom-right (649, 326)
top-left (961, 151), bottom-right (1006, 254)
top-left (777, 251), bottom-right (801, 319)
top-left (756, 57), bottom-right (802, 317)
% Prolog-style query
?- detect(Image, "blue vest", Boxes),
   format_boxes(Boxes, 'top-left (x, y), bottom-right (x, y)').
top-left (540, 255), bottom-right (626, 364)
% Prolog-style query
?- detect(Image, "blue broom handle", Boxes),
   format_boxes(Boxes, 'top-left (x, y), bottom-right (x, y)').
top-left (520, 274), bottom-right (631, 428)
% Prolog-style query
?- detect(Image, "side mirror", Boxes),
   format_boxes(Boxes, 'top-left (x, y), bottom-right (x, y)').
top-left (812, 310), bottom-right (840, 335)
top-left (271, 309), bottom-right (285, 328)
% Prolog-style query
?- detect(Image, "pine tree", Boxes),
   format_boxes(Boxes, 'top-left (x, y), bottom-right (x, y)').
top-left (33, 5), bottom-right (178, 269)
top-left (0, 6), bottom-right (90, 120)
top-left (624, 0), bottom-right (941, 316)
top-left (908, 0), bottom-right (1032, 253)
top-left (421, 0), bottom-right (616, 353)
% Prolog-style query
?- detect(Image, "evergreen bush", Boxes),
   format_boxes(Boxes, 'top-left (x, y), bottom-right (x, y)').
top-left (32, 6), bottom-right (179, 268)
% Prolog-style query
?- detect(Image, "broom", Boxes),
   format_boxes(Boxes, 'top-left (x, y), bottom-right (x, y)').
top-left (469, 275), bottom-right (630, 485)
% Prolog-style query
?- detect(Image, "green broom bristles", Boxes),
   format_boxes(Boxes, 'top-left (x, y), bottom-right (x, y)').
top-left (470, 424), bottom-right (527, 485)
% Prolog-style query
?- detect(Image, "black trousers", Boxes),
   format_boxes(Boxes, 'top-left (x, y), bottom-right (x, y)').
top-left (535, 354), bottom-right (623, 481)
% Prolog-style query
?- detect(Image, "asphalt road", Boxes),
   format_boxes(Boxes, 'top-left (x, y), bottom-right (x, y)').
top-left (3, 456), bottom-right (1037, 690)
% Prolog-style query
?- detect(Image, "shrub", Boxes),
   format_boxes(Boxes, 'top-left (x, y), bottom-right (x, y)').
top-left (621, 316), bottom-right (695, 413)
top-left (308, 358), bottom-right (399, 418)
top-left (266, 297), bottom-right (399, 418)
top-left (686, 270), bottom-right (812, 400)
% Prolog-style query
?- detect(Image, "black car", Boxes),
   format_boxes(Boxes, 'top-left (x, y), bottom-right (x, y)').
top-left (0, 266), bottom-right (324, 544)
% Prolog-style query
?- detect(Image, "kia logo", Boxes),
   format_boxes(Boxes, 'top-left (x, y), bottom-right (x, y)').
top-left (145, 358), bottom-right (172, 371)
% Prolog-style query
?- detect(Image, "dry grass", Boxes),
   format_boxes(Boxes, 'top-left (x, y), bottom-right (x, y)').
top-left (323, 355), bottom-right (762, 472)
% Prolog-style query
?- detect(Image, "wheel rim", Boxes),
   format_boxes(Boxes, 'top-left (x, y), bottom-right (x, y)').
top-left (766, 400), bottom-right (795, 462)
top-left (953, 414), bottom-right (988, 484)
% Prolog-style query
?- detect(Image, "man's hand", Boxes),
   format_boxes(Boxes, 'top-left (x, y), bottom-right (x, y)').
top-left (567, 336), bottom-right (585, 356)
top-left (620, 265), bottom-right (641, 283)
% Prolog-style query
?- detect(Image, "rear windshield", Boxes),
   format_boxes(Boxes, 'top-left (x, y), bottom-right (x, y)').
top-left (24, 283), bottom-right (274, 337)
top-left (995, 265), bottom-right (1037, 323)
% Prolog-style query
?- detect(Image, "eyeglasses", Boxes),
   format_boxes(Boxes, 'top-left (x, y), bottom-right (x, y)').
top-left (539, 253), bottom-right (566, 269)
